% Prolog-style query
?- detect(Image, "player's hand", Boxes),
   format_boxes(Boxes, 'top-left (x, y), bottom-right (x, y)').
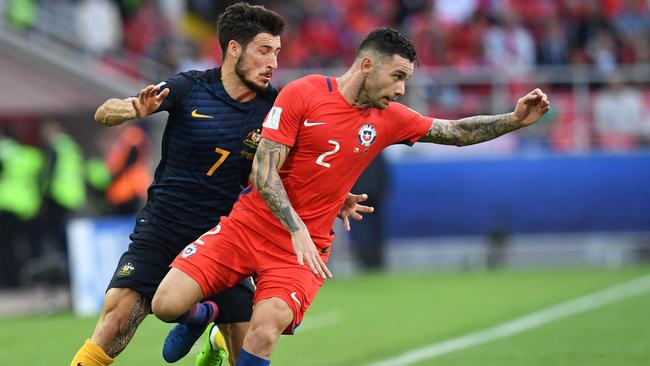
top-left (511, 88), bottom-right (550, 127)
top-left (132, 82), bottom-right (170, 119)
top-left (291, 227), bottom-right (332, 279)
top-left (337, 193), bottom-right (374, 232)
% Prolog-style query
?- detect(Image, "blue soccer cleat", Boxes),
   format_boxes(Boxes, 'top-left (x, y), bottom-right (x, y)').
top-left (163, 301), bottom-right (218, 363)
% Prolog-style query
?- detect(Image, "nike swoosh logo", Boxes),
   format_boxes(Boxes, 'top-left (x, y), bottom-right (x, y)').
top-left (191, 109), bottom-right (213, 119)
top-left (290, 291), bottom-right (301, 306)
top-left (303, 119), bottom-right (325, 127)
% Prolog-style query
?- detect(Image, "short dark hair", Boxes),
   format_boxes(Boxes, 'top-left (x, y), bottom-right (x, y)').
top-left (356, 27), bottom-right (418, 63)
top-left (217, 2), bottom-right (284, 58)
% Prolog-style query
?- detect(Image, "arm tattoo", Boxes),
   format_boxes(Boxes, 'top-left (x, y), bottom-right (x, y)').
top-left (252, 138), bottom-right (303, 233)
top-left (105, 295), bottom-right (150, 357)
top-left (419, 113), bottom-right (519, 146)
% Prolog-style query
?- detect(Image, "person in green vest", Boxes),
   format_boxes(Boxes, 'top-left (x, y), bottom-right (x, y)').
top-left (35, 121), bottom-right (87, 281)
top-left (0, 125), bottom-right (44, 288)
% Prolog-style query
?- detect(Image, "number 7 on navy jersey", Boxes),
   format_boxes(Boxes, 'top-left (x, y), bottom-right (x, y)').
top-left (206, 147), bottom-right (230, 176)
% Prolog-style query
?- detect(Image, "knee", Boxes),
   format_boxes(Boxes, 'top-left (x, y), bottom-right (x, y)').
top-left (151, 290), bottom-right (182, 322)
top-left (246, 322), bottom-right (282, 350)
top-left (246, 300), bottom-right (293, 349)
top-left (96, 309), bottom-right (126, 339)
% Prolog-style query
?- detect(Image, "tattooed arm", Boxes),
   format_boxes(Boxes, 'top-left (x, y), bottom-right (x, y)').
top-left (419, 88), bottom-right (550, 146)
top-left (251, 137), bottom-right (332, 278)
top-left (251, 138), bottom-right (301, 232)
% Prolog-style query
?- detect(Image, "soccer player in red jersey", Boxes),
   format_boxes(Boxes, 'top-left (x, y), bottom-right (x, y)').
top-left (151, 27), bottom-right (550, 365)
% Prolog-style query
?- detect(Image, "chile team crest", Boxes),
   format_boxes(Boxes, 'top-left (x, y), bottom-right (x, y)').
top-left (358, 124), bottom-right (377, 147)
top-left (180, 244), bottom-right (197, 258)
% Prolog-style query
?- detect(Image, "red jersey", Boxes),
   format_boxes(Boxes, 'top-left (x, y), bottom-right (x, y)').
top-left (231, 75), bottom-right (431, 251)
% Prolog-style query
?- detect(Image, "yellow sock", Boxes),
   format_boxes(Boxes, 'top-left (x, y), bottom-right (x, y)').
top-left (70, 339), bottom-right (114, 366)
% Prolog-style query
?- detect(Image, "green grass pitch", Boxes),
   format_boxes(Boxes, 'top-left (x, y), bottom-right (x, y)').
top-left (1, 267), bottom-right (648, 365)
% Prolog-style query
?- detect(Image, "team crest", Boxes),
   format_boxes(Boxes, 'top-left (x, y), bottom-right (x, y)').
top-left (180, 244), bottom-right (198, 258)
top-left (357, 124), bottom-right (377, 147)
top-left (117, 262), bottom-right (135, 278)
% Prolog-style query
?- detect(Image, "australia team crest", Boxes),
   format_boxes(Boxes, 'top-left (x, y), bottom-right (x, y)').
top-left (358, 124), bottom-right (377, 147)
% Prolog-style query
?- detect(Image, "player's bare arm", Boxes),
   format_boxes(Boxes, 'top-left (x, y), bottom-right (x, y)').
top-left (94, 83), bottom-right (170, 126)
top-left (252, 137), bottom-right (332, 278)
top-left (419, 88), bottom-right (550, 146)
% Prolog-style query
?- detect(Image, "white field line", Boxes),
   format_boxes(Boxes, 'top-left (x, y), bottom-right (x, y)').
top-left (366, 274), bottom-right (650, 366)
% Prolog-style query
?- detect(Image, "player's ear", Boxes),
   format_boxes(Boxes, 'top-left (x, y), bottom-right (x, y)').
top-left (227, 40), bottom-right (242, 59)
top-left (360, 57), bottom-right (373, 76)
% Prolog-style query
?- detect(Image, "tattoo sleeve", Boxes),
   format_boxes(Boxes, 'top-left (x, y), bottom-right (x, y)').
top-left (418, 113), bottom-right (519, 146)
top-left (105, 295), bottom-right (149, 357)
top-left (251, 138), bottom-right (304, 233)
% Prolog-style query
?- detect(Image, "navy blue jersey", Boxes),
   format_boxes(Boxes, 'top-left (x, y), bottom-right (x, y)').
top-left (131, 68), bottom-right (276, 245)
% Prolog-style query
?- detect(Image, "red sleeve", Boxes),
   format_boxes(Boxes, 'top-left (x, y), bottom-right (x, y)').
top-left (261, 79), bottom-right (307, 147)
top-left (384, 103), bottom-right (432, 146)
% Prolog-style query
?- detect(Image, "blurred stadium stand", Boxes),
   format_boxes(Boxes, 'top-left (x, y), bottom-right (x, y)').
top-left (1, 0), bottom-right (649, 314)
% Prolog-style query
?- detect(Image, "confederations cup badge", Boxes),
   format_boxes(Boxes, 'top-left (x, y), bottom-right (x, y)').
top-left (358, 124), bottom-right (377, 147)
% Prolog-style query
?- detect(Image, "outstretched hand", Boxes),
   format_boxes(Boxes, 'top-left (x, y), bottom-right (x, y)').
top-left (512, 88), bottom-right (550, 127)
top-left (291, 227), bottom-right (332, 279)
top-left (337, 193), bottom-right (374, 231)
top-left (132, 83), bottom-right (170, 119)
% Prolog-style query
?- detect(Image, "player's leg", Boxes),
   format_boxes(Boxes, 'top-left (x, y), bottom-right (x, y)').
top-left (196, 278), bottom-right (255, 366)
top-left (69, 239), bottom-right (168, 366)
top-left (69, 288), bottom-right (149, 366)
top-left (237, 297), bottom-right (293, 365)
top-left (234, 239), bottom-right (328, 365)
top-left (155, 221), bottom-right (252, 363)
top-left (220, 322), bottom-right (249, 363)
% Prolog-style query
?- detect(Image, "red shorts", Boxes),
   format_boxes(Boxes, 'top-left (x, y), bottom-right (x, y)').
top-left (171, 214), bottom-right (328, 334)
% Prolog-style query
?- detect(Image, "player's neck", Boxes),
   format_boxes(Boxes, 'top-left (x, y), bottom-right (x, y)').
top-left (221, 65), bottom-right (257, 103)
top-left (336, 70), bottom-right (372, 109)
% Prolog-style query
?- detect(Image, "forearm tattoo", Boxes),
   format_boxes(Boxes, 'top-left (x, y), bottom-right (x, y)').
top-left (105, 295), bottom-right (150, 357)
top-left (253, 138), bottom-right (302, 233)
top-left (419, 113), bottom-right (519, 146)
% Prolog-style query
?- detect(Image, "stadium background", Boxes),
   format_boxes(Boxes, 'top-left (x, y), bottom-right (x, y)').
top-left (0, 0), bottom-right (649, 365)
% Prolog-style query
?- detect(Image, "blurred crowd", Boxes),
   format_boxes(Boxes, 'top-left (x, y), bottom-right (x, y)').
top-left (0, 121), bottom-right (151, 289)
top-left (3, 0), bottom-right (650, 74)
top-left (3, 0), bottom-right (650, 150)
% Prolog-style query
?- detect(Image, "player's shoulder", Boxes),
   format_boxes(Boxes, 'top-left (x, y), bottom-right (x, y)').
top-left (284, 74), bottom-right (330, 93)
top-left (383, 101), bottom-right (423, 118)
top-left (166, 68), bottom-right (217, 85)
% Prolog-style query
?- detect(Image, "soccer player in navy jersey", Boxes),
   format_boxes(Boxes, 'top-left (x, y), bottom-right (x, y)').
top-left (69, 4), bottom-right (371, 366)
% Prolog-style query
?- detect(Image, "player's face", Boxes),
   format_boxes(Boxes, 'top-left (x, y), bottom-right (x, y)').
top-left (235, 33), bottom-right (281, 93)
top-left (365, 55), bottom-right (413, 109)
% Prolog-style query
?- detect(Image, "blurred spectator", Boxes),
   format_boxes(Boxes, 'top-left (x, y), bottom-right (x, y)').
top-left (0, 127), bottom-right (43, 288)
top-left (538, 15), bottom-right (570, 65)
top-left (30, 121), bottom-right (86, 283)
top-left (593, 73), bottom-right (643, 149)
top-left (586, 30), bottom-right (619, 75)
top-left (483, 10), bottom-right (535, 76)
top-left (5, 0), bottom-right (37, 29)
top-left (104, 124), bottom-right (151, 215)
top-left (75, 0), bottom-right (123, 55)
top-left (349, 153), bottom-right (390, 271)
